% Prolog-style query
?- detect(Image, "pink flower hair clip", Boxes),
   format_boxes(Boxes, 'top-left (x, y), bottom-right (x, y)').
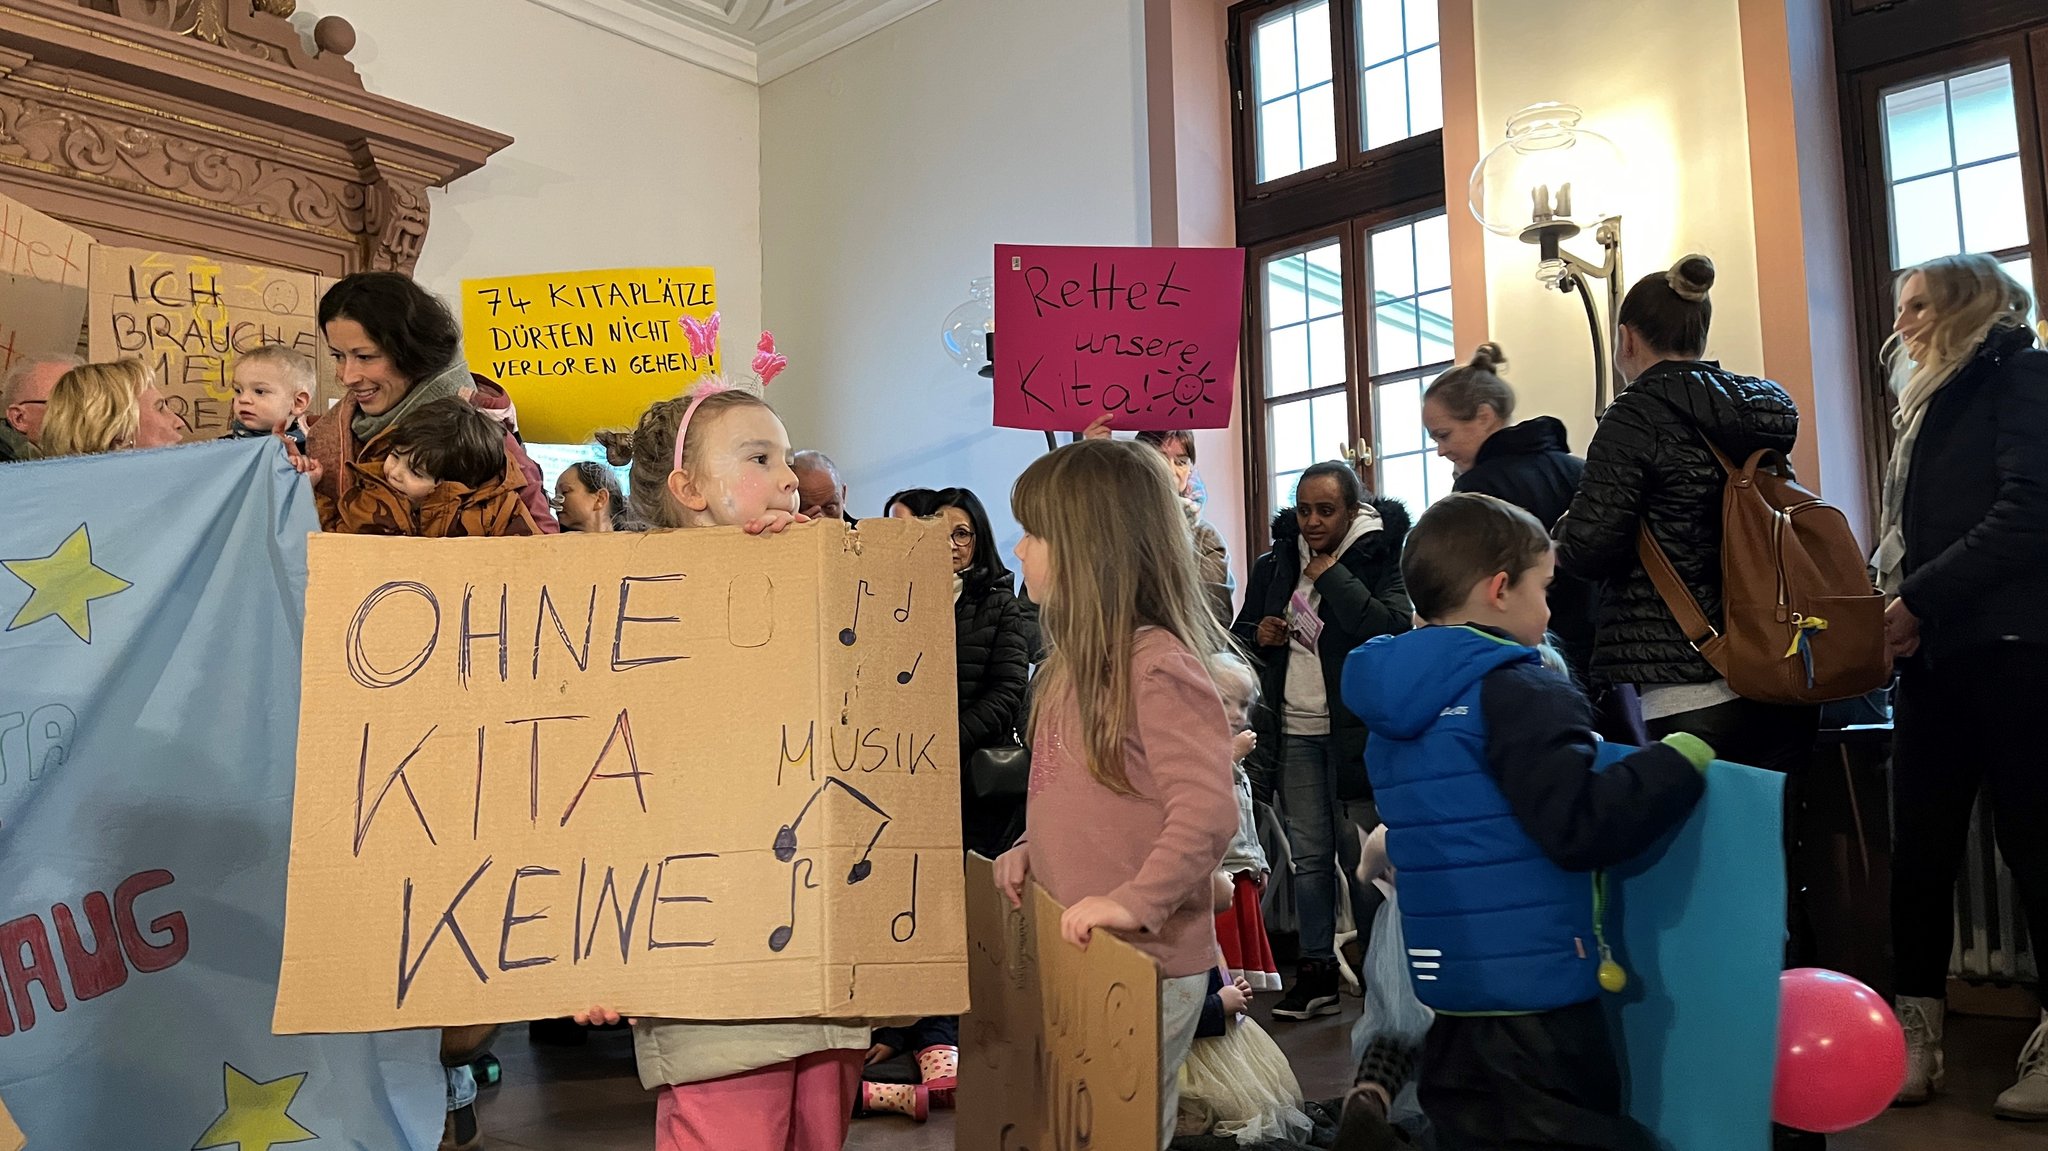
top-left (671, 327), bottom-right (789, 474)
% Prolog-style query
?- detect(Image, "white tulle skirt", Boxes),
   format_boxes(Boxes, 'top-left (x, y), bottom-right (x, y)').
top-left (1175, 1013), bottom-right (1314, 1144)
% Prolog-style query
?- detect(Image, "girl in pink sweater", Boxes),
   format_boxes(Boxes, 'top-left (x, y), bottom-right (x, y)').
top-left (993, 438), bottom-right (1242, 1151)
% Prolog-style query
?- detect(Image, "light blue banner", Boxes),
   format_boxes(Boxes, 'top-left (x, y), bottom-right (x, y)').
top-left (1600, 750), bottom-right (1786, 1151)
top-left (0, 439), bottom-right (441, 1149)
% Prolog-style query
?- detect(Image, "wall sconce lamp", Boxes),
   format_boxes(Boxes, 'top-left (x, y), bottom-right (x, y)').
top-left (942, 275), bottom-right (1059, 451)
top-left (1469, 103), bottom-right (1626, 417)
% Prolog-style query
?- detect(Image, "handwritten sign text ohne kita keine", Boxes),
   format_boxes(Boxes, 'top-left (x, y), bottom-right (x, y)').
top-left (274, 520), bottom-right (968, 1031)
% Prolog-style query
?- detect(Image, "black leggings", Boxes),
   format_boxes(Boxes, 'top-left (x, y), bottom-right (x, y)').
top-left (1890, 645), bottom-right (2048, 1006)
top-left (1646, 696), bottom-right (1821, 965)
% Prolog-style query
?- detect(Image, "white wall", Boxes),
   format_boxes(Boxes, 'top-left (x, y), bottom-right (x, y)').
top-left (1471, 0), bottom-right (1764, 455)
top-left (295, 0), bottom-right (763, 373)
top-left (760, 0), bottom-right (1150, 546)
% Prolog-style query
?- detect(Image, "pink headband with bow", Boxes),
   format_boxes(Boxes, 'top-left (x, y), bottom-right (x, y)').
top-left (671, 317), bottom-right (788, 474)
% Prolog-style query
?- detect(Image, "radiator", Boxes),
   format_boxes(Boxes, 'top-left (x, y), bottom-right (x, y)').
top-left (1951, 790), bottom-right (2039, 984)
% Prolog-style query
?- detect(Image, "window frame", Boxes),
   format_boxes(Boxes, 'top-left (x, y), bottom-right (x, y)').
top-left (1228, 0), bottom-right (1448, 555)
top-left (1840, 30), bottom-right (2048, 519)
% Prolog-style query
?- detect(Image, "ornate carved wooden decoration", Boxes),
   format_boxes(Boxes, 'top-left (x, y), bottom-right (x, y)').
top-left (0, 0), bottom-right (509, 276)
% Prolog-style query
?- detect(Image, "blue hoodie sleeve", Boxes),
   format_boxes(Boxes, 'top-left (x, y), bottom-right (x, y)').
top-left (1479, 662), bottom-right (1704, 871)
top-left (1195, 966), bottom-right (1228, 1038)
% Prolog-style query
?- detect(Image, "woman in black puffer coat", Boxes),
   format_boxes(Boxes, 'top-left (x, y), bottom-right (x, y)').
top-left (1234, 462), bottom-right (1411, 1022)
top-left (861, 486), bottom-right (1039, 1112)
top-left (1423, 342), bottom-right (1596, 684)
top-left (1555, 255), bottom-right (1815, 770)
top-left (931, 486), bottom-right (1040, 858)
top-left (1555, 256), bottom-right (1822, 1034)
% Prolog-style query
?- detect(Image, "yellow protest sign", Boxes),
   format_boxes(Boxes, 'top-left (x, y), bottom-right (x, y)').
top-left (459, 267), bottom-right (717, 444)
top-left (0, 1092), bottom-right (20, 1151)
top-left (274, 519), bottom-right (969, 1032)
top-left (0, 191), bottom-right (92, 372)
top-left (86, 246), bottom-right (322, 440)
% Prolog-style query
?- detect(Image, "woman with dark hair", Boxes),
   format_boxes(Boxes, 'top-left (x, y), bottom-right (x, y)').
top-left (1234, 461), bottom-right (1412, 1022)
top-left (554, 461), bottom-right (626, 533)
top-left (928, 486), bottom-right (1041, 855)
top-left (307, 271), bottom-right (558, 534)
top-left (854, 485), bottom-right (1039, 1121)
top-left (885, 488), bottom-right (940, 519)
top-left (1555, 257), bottom-right (1822, 1150)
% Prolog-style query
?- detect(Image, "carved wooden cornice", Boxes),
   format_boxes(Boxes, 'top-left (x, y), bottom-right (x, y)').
top-left (0, 0), bottom-right (510, 274)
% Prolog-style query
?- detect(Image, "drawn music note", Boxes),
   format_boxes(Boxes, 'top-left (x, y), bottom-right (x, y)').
top-left (893, 583), bottom-right (913, 623)
top-left (773, 778), bottom-right (893, 884)
top-left (838, 580), bottom-right (874, 646)
top-left (896, 652), bottom-right (923, 685)
top-left (891, 853), bottom-right (920, 943)
top-left (768, 857), bottom-right (820, 953)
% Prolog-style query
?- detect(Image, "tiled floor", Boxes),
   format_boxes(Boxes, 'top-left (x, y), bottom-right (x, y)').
top-left (474, 1004), bottom-right (2040, 1150)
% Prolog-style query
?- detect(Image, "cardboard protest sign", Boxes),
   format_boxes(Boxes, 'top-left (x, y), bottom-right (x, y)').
top-left (274, 519), bottom-right (968, 1031)
top-left (0, 1095), bottom-right (21, 1151)
top-left (87, 245), bottom-right (322, 440)
top-left (993, 244), bottom-right (1244, 432)
top-left (0, 192), bottom-right (91, 372)
top-left (959, 855), bottom-right (1160, 1151)
top-left (459, 267), bottom-right (717, 444)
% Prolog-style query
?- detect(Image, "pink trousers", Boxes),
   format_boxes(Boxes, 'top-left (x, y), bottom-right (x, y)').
top-left (654, 1049), bottom-right (865, 1151)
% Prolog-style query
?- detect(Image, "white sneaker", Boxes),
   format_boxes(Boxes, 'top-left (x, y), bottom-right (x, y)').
top-left (1993, 1012), bottom-right (2048, 1121)
top-left (1894, 996), bottom-right (1945, 1106)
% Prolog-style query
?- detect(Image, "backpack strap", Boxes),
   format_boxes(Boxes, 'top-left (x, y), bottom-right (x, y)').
top-left (1636, 524), bottom-right (1728, 671)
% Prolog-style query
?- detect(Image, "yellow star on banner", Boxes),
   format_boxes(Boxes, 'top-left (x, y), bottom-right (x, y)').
top-left (2, 525), bottom-right (131, 643)
top-left (193, 1064), bottom-right (317, 1151)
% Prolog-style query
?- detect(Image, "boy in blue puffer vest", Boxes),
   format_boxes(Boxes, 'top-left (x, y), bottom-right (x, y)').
top-left (1341, 493), bottom-right (1712, 1151)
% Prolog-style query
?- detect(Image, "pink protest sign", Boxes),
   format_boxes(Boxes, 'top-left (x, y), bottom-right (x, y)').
top-left (993, 244), bottom-right (1245, 431)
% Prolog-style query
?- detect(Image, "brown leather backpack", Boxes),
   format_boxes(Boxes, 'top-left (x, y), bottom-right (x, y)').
top-left (1636, 440), bottom-right (1888, 705)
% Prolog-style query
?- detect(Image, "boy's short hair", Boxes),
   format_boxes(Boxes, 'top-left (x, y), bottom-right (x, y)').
top-left (235, 344), bottom-right (315, 395)
top-left (387, 397), bottom-right (506, 490)
top-left (1401, 492), bottom-right (1552, 621)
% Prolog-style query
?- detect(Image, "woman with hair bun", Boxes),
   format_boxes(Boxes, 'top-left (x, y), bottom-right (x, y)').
top-left (1556, 254), bottom-right (1813, 771)
top-left (1555, 261), bottom-right (1820, 1151)
top-left (1423, 342), bottom-right (1595, 683)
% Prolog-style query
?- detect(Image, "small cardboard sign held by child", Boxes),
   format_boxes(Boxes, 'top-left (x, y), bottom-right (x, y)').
top-left (960, 854), bottom-right (1161, 1151)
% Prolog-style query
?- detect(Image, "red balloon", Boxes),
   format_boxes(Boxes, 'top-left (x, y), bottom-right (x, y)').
top-left (1772, 968), bottom-right (1907, 1134)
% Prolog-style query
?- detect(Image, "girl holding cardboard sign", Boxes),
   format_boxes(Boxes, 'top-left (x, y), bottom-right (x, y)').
top-left (992, 437), bottom-right (1241, 1151)
top-left (573, 352), bottom-right (892, 1151)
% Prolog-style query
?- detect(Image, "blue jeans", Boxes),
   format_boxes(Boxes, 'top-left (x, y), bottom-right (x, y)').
top-left (446, 1064), bottom-right (476, 1112)
top-left (1279, 734), bottom-right (1342, 959)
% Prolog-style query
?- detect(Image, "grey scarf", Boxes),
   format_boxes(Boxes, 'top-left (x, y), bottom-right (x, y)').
top-left (350, 356), bottom-right (473, 443)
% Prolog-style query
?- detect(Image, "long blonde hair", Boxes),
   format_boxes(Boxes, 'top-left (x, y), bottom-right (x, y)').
top-left (1885, 254), bottom-right (2034, 423)
top-left (1012, 438), bottom-right (1237, 796)
top-left (42, 359), bottom-right (151, 457)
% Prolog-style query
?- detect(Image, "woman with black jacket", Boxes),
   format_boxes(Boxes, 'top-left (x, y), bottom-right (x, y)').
top-left (1423, 342), bottom-right (1596, 683)
top-left (858, 486), bottom-right (1039, 1119)
top-left (1233, 461), bottom-right (1412, 1021)
top-left (1554, 255), bottom-right (1816, 774)
top-left (1879, 255), bottom-right (2048, 1119)
top-left (929, 486), bottom-right (1040, 858)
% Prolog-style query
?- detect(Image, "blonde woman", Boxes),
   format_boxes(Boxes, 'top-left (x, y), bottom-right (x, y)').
top-left (40, 359), bottom-right (187, 456)
top-left (1881, 255), bottom-right (2048, 1120)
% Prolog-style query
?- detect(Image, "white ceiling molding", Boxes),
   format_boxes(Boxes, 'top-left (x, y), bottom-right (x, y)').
top-left (523, 0), bottom-right (946, 86)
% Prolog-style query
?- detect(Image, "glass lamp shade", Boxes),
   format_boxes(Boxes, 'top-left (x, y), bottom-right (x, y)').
top-left (1468, 103), bottom-right (1623, 241)
top-left (941, 276), bottom-right (995, 370)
